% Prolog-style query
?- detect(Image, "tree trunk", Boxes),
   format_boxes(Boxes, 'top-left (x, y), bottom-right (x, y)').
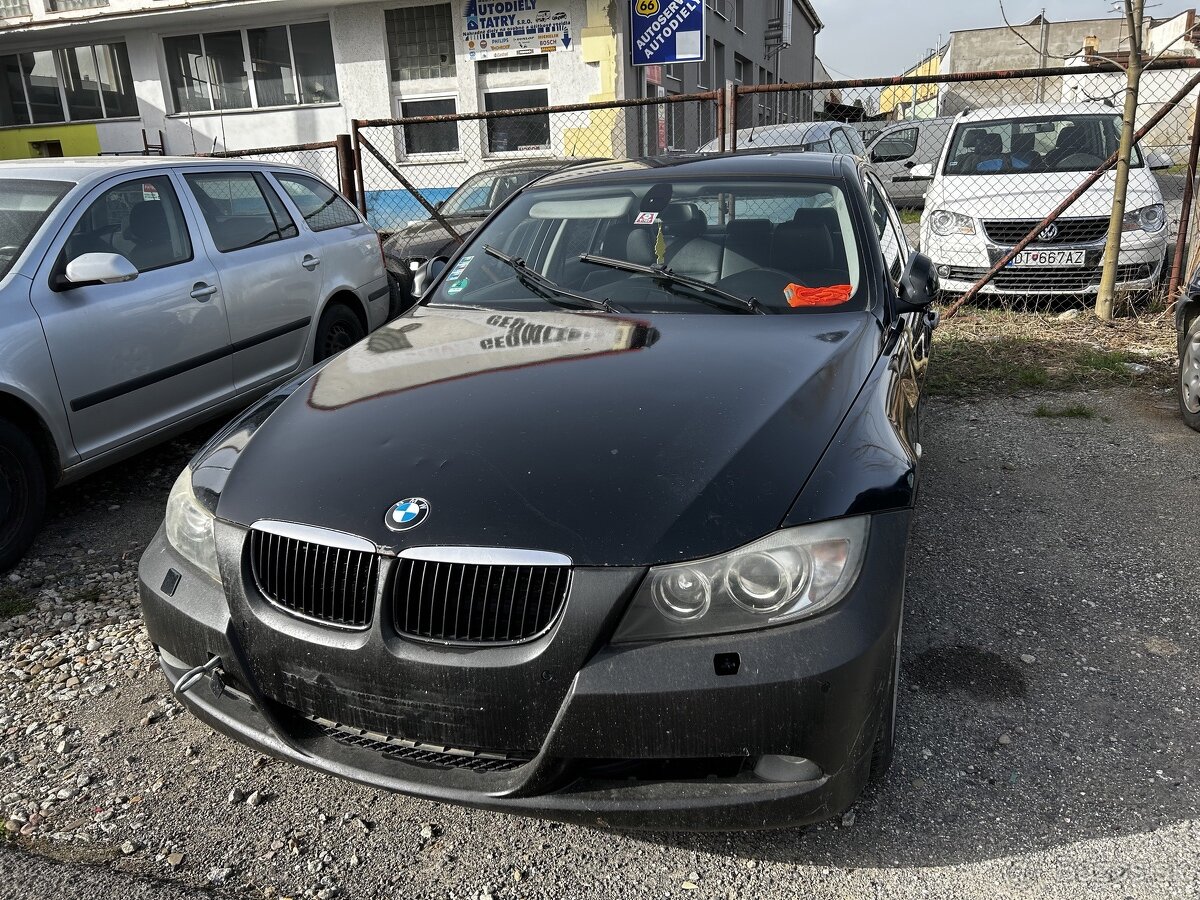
top-left (1096, 0), bottom-right (1145, 321)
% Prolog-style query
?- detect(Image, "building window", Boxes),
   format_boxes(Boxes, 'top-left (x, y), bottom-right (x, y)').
top-left (1, 43), bottom-right (137, 126)
top-left (733, 55), bottom-right (749, 85)
top-left (483, 88), bottom-right (550, 153)
top-left (477, 55), bottom-right (549, 75)
top-left (386, 3), bottom-right (455, 82)
top-left (713, 40), bottom-right (725, 88)
top-left (164, 22), bottom-right (338, 114)
top-left (734, 0), bottom-right (745, 29)
top-left (0, 0), bottom-right (31, 17)
top-left (401, 97), bottom-right (459, 154)
top-left (47, 0), bottom-right (107, 9)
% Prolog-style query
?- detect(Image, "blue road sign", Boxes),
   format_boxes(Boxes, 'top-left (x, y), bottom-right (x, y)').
top-left (629, 0), bottom-right (705, 67)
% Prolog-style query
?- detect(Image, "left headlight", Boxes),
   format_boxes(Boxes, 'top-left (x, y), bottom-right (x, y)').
top-left (1123, 203), bottom-right (1167, 234)
top-left (612, 516), bottom-right (869, 643)
top-left (165, 467), bottom-right (221, 583)
top-left (928, 210), bottom-right (976, 237)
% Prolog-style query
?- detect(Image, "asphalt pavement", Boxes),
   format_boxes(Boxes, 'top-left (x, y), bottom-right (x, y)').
top-left (1, 385), bottom-right (1198, 899)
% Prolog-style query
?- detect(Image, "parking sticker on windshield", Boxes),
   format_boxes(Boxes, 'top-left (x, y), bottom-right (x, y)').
top-left (448, 256), bottom-right (473, 280)
top-left (634, 212), bottom-right (660, 225)
top-left (785, 283), bottom-right (853, 308)
top-left (447, 277), bottom-right (470, 295)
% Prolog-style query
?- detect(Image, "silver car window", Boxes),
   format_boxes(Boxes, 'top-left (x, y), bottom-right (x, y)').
top-left (61, 175), bottom-right (192, 273)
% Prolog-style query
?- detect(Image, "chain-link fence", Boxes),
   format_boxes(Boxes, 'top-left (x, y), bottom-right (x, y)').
top-left (200, 141), bottom-right (345, 192)
top-left (732, 59), bottom-right (1200, 309)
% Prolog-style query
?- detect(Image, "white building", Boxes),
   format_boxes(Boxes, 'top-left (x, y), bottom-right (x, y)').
top-left (0, 0), bottom-right (820, 160)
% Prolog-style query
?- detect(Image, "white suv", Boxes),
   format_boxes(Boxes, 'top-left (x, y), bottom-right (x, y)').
top-left (917, 105), bottom-right (1170, 298)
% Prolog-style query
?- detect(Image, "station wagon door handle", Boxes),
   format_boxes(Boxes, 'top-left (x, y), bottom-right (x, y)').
top-left (190, 282), bottom-right (218, 302)
top-left (302, 255), bottom-right (322, 271)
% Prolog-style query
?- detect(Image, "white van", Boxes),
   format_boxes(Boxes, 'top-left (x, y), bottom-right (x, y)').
top-left (864, 117), bottom-right (956, 207)
top-left (918, 105), bottom-right (1170, 298)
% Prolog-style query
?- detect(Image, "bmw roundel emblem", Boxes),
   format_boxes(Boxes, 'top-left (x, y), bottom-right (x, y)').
top-left (386, 498), bottom-right (430, 532)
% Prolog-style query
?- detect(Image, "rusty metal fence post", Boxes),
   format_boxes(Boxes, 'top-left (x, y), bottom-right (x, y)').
top-left (335, 133), bottom-right (357, 207)
top-left (1168, 95), bottom-right (1200, 300)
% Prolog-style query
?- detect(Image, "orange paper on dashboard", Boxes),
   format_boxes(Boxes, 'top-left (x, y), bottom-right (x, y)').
top-left (784, 283), bottom-right (853, 308)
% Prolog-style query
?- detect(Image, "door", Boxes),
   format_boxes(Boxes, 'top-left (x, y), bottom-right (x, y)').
top-left (869, 125), bottom-right (923, 204)
top-left (29, 171), bottom-right (233, 460)
top-left (181, 169), bottom-right (324, 392)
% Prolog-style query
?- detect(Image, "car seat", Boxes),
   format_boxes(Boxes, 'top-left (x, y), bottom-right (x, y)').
top-left (124, 201), bottom-right (174, 271)
top-left (771, 208), bottom-right (850, 287)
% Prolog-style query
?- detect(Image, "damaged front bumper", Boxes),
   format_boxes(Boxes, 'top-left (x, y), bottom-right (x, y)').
top-left (138, 512), bottom-right (910, 831)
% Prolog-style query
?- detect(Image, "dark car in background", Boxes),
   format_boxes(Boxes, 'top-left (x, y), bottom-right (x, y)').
top-left (140, 153), bottom-right (939, 830)
top-left (382, 158), bottom-right (599, 313)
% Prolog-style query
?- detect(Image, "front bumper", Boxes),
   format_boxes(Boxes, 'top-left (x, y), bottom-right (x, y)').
top-left (139, 511), bottom-right (910, 831)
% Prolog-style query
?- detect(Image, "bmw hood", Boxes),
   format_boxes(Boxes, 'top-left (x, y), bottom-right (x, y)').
top-left (213, 307), bottom-right (880, 567)
top-left (930, 168), bottom-right (1163, 220)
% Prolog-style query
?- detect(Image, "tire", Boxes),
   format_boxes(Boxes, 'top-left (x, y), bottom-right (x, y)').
top-left (0, 419), bottom-right (47, 574)
top-left (1180, 313), bottom-right (1200, 432)
top-left (313, 304), bottom-right (366, 363)
top-left (869, 630), bottom-right (901, 784)
top-left (388, 271), bottom-right (416, 320)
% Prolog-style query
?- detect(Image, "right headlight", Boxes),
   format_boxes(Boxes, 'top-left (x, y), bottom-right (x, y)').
top-left (612, 516), bottom-right (869, 643)
top-left (928, 210), bottom-right (976, 237)
top-left (165, 467), bottom-right (221, 584)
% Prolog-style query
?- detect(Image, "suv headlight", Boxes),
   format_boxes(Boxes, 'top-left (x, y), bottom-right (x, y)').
top-left (165, 467), bottom-right (221, 583)
top-left (612, 517), bottom-right (869, 643)
top-left (1123, 204), bottom-right (1166, 234)
top-left (928, 210), bottom-right (976, 237)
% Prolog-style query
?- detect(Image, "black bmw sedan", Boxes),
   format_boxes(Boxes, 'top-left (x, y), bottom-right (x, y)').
top-left (139, 153), bottom-right (938, 830)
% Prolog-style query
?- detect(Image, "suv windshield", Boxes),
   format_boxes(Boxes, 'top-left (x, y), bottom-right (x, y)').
top-left (430, 178), bottom-right (865, 315)
top-left (440, 168), bottom-right (554, 217)
top-left (0, 179), bottom-right (72, 280)
top-left (944, 114), bottom-right (1140, 175)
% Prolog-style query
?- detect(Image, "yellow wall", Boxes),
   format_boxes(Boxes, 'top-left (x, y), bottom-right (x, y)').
top-left (563, 0), bottom-right (621, 157)
top-left (879, 55), bottom-right (941, 117)
top-left (0, 123), bottom-right (101, 160)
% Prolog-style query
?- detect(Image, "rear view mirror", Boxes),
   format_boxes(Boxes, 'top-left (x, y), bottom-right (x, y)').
top-left (64, 252), bottom-right (138, 287)
top-left (411, 256), bottom-right (449, 299)
top-left (909, 163), bottom-right (934, 179)
top-left (897, 251), bottom-right (938, 314)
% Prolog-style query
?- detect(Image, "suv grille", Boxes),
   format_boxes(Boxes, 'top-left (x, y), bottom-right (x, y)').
top-left (249, 529), bottom-right (379, 628)
top-left (314, 716), bottom-right (531, 773)
top-left (983, 217), bottom-right (1109, 246)
top-left (390, 558), bottom-right (570, 644)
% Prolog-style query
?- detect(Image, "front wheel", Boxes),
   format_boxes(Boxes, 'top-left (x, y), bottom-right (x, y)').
top-left (314, 304), bottom-right (365, 363)
top-left (0, 419), bottom-right (47, 573)
top-left (1180, 314), bottom-right (1200, 432)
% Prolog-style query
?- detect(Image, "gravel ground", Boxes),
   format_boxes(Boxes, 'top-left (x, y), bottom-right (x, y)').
top-left (1, 385), bottom-right (1198, 900)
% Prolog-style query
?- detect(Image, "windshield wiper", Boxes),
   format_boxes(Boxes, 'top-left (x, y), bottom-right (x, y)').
top-left (578, 254), bottom-right (764, 315)
top-left (483, 245), bottom-right (613, 313)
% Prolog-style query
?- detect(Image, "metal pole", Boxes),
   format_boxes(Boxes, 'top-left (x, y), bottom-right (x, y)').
top-left (335, 133), bottom-right (356, 206)
top-left (729, 84), bottom-right (740, 153)
top-left (350, 120), bottom-right (367, 216)
top-left (944, 69), bottom-right (1200, 319)
top-left (356, 131), bottom-right (463, 243)
top-left (716, 86), bottom-right (727, 153)
top-left (1168, 93), bottom-right (1200, 300)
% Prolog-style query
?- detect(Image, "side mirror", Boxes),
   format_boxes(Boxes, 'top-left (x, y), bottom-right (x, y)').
top-left (897, 251), bottom-right (938, 315)
top-left (410, 256), bottom-right (449, 300)
top-left (63, 252), bottom-right (139, 288)
top-left (909, 162), bottom-right (934, 180)
top-left (1147, 150), bottom-right (1173, 171)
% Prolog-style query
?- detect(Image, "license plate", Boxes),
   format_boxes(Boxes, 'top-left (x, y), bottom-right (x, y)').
top-left (1008, 249), bottom-right (1087, 268)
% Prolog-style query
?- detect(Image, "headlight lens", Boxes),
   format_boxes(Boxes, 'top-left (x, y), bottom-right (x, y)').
top-left (1123, 204), bottom-right (1166, 234)
top-left (165, 467), bottom-right (221, 583)
top-left (928, 210), bottom-right (976, 237)
top-left (613, 516), bottom-right (869, 643)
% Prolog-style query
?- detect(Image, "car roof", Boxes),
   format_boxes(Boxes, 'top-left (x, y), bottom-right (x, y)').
top-left (0, 155), bottom-right (319, 186)
top-left (476, 157), bottom-right (606, 174)
top-left (957, 104), bottom-right (1119, 123)
top-left (530, 152), bottom-right (855, 188)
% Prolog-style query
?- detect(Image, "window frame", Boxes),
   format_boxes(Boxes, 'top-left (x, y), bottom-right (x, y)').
top-left (1, 42), bottom-right (137, 127)
top-left (161, 20), bottom-right (338, 115)
top-left (481, 85), bottom-right (552, 157)
top-left (384, 2), bottom-right (457, 83)
top-left (271, 171), bottom-right (363, 233)
top-left (397, 94), bottom-right (460, 157)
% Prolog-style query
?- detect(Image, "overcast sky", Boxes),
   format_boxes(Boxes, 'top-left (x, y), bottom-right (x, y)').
top-left (816, 0), bottom-right (1193, 79)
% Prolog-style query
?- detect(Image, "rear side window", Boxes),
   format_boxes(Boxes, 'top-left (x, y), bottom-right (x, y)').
top-left (62, 175), bottom-right (192, 273)
top-left (185, 172), bottom-right (299, 253)
top-left (273, 173), bottom-right (360, 232)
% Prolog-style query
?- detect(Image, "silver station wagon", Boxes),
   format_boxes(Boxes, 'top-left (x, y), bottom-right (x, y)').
top-left (0, 157), bottom-right (389, 571)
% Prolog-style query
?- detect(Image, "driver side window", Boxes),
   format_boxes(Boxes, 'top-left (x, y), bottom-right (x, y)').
top-left (865, 177), bottom-right (906, 284)
top-left (62, 176), bottom-right (193, 274)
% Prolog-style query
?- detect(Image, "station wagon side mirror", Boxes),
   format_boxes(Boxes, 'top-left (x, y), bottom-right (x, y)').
top-left (908, 162), bottom-right (934, 180)
top-left (411, 256), bottom-right (449, 300)
top-left (896, 251), bottom-right (938, 315)
top-left (61, 252), bottom-right (139, 290)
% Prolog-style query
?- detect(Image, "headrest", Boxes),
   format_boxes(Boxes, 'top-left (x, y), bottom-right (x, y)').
top-left (976, 133), bottom-right (1003, 155)
top-left (662, 203), bottom-right (708, 241)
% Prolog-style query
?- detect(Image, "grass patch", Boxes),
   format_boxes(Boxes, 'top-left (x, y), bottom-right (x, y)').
top-left (1034, 402), bottom-right (1096, 419)
top-left (0, 586), bottom-right (33, 620)
top-left (927, 310), bottom-right (1175, 398)
top-left (899, 208), bottom-right (922, 225)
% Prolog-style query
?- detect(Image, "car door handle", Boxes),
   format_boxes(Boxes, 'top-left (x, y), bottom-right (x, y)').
top-left (190, 283), bottom-right (218, 302)
top-left (302, 255), bottom-right (322, 271)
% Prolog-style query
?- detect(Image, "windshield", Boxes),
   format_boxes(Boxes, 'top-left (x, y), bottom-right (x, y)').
top-left (0, 179), bottom-right (72, 280)
top-left (429, 178), bottom-right (866, 315)
top-left (944, 114), bottom-right (1141, 175)
top-left (440, 168), bottom-right (554, 217)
